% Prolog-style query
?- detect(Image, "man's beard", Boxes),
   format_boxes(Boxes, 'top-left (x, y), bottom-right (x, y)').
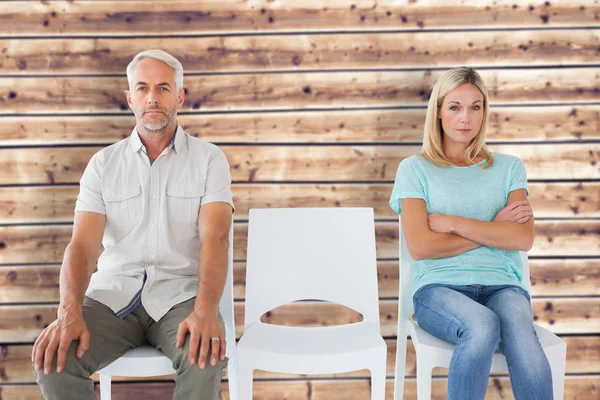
top-left (134, 106), bottom-right (176, 132)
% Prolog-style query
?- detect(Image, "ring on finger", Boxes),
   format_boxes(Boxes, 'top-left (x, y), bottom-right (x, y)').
top-left (211, 336), bottom-right (220, 342)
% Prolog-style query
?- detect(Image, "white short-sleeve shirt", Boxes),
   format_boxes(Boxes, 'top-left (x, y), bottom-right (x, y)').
top-left (75, 125), bottom-right (233, 321)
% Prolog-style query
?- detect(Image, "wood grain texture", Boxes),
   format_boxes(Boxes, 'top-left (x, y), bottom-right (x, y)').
top-left (1, 220), bottom-right (599, 265)
top-left (0, 0), bottom-right (598, 398)
top-left (1, 1), bottom-right (598, 36)
top-left (1, 259), bottom-right (597, 304)
top-left (1, 335), bottom-right (598, 384)
top-left (1, 182), bottom-right (598, 224)
top-left (1, 297), bottom-right (598, 343)
top-left (2, 29), bottom-right (599, 74)
top-left (1, 376), bottom-right (599, 399)
top-left (1, 144), bottom-right (598, 185)
top-left (1, 68), bottom-right (599, 114)
top-left (1, 105), bottom-right (598, 145)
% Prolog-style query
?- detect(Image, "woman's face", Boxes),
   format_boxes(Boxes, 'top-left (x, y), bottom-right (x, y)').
top-left (438, 83), bottom-right (484, 145)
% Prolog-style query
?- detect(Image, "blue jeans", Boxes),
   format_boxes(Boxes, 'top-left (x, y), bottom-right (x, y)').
top-left (413, 284), bottom-right (553, 400)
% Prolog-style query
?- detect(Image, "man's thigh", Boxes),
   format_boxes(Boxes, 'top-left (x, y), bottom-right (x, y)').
top-left (147, 297), bottom-right (227, 367)
top-left (147, 298), bottom-right (227, 399)
top-left (70, 296), bottom-right (147, 373)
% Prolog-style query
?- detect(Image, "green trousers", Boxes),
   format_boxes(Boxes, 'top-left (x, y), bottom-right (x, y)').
top-left (34, 296), bottom-right (227, 399)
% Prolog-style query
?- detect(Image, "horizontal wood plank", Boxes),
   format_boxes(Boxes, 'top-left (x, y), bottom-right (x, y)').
top-left (1, 220), bottom-right (599, 264)
top-left (1, 258), bottom-right (598, 304)
top-left (1, 298), bottom-right (598, 343)
top-left (1, 1), bottom-right (598, 36)
top-left (1, 182), bottom-right (598, 224)
top-left (2, 29), bottom-right (600, 74)
top-left (1, 335), bottom-right (598, 384)
top-left (1, 105), bottom-right (598, 145)
top-left (1, 144), bottom-right (598, 185)
top-left (1, 376), bottom-right (599, 399)
top-left (1, 68), bottom-right (599, 114)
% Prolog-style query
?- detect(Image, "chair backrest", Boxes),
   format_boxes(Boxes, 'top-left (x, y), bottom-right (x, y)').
top-left (219, 219), bottom-right (236, 356)
top-left (244, 208), bottom-right (380, 330)
top-left (398, 215), bottom-right (531, 329)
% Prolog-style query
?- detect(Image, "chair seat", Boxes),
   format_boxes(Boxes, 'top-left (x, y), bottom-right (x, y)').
top-left (237, 321), bottom-right (386, 374)
top-left (97, 345), bottom-right (175, 377)
top-left (409, 321), bottom-right (566, 371)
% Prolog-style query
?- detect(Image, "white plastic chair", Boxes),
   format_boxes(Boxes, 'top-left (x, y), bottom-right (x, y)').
top-left (97, 223), bottom-right (238, 400)
top-left (236, 208), bottom-right (387, 400)
top-left (393, 216), bottom-right (567, 400)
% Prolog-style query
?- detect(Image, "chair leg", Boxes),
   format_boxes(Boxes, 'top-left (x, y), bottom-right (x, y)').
top-left (416, 359), bottom-right (433, 400)
top-left (236, 357), bottom-right (254, 400)
top-left (99, 374), bottom-right (111, 400)
top-left (370, 349), bottom-right (387, 400)
top-left (550, 344), bottom-right (567, 400)
top-left (393, 336), bottom-right (408, 400)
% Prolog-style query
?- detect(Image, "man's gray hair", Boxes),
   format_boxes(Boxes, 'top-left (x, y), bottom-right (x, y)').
top-left (126, 49), bottom-right (184, 91)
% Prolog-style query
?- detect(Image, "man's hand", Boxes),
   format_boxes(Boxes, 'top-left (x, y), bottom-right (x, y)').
top-left (176, 310), bottom-right (226, 369)
top-left (428, 213), bottom-right (455, 233)
top-left (32, 307), bottom-right (90, 375)
top-left (494, 200), bottom-right (533, 224)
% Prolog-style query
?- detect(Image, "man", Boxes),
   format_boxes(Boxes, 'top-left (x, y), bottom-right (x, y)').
top-left (32, 50), bottom-right (233, 400)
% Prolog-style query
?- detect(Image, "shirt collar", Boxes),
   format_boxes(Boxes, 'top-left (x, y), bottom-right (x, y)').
top-left (129, 128), bottom-right (144, 152)
top-left (172, 125), bottom-right (185, 154)
top-left (128, 125), bottom-right (185, 153)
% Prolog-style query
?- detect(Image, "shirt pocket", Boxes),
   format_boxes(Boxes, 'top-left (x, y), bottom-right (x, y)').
top-left (104, 184), bottom-right (143, 227)
top-left (166, 183), bottom-right (204, 225)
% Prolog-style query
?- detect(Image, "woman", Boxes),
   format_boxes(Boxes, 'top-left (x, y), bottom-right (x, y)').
top-left (389, 67), bottom-right (553, 399)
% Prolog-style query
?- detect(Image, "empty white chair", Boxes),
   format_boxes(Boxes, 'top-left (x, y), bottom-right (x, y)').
top-left (236, 208), bottom-right (387, 400)
top-left (393, 216), bottom-right (567, 399)
top-left (97, 223), bottom-right (238, 400)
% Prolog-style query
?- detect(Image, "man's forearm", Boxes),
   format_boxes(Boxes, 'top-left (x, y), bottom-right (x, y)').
top-left (58, 242), bottom-right (96, 317)
top-left (195, 237), bottom-right (228, 315)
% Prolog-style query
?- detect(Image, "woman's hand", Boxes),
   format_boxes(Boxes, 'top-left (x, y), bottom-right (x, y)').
top-left (494, 201), bottom-right (533, 224)
top-left (428, 213), bottom-right (456, 233)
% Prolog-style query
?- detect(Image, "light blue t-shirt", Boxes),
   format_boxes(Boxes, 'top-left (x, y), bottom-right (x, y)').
top-left (389, 153), bottom-right (529, 295)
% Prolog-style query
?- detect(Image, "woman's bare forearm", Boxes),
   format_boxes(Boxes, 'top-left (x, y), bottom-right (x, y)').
top-left (450, 217), bottom-right (534, 251)
top-left (412, 231), bottom-right (481, 260)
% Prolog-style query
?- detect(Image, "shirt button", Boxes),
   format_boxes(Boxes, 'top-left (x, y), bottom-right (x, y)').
top-left (152, 194), bottom-right (157, 199)
top-left (150, 223), bottom-right (156, 229)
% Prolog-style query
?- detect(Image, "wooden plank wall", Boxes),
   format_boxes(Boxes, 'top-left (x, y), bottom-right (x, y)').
top-left (0, 0), bottom-right (599, 399)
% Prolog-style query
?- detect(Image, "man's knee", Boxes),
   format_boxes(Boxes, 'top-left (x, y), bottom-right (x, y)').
top-left (173, 340), bottom-right (227, 375)
top-left (173, 348), bottom-right (227, 399)
top-left (180, 356), bottom-right (228, 379)
top-left (33, 340), bottom-right (92, 388)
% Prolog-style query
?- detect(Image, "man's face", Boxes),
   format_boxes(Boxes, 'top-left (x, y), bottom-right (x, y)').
top-left (125, 58), bottom-right (184, 132)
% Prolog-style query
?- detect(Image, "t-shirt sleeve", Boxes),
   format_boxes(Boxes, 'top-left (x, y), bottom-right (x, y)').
top-left (201, 147), bottom-right (234, 210)
top-left (389, 158), bottom-right (426, 215)
top-left (74, 152), bottom-right (106, 215)
top-left (508, 158), bottom-right (529, 197)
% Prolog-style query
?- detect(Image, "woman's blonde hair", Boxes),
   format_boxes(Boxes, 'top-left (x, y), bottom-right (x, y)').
top-left (421, 67), bottom-right (493, 168)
